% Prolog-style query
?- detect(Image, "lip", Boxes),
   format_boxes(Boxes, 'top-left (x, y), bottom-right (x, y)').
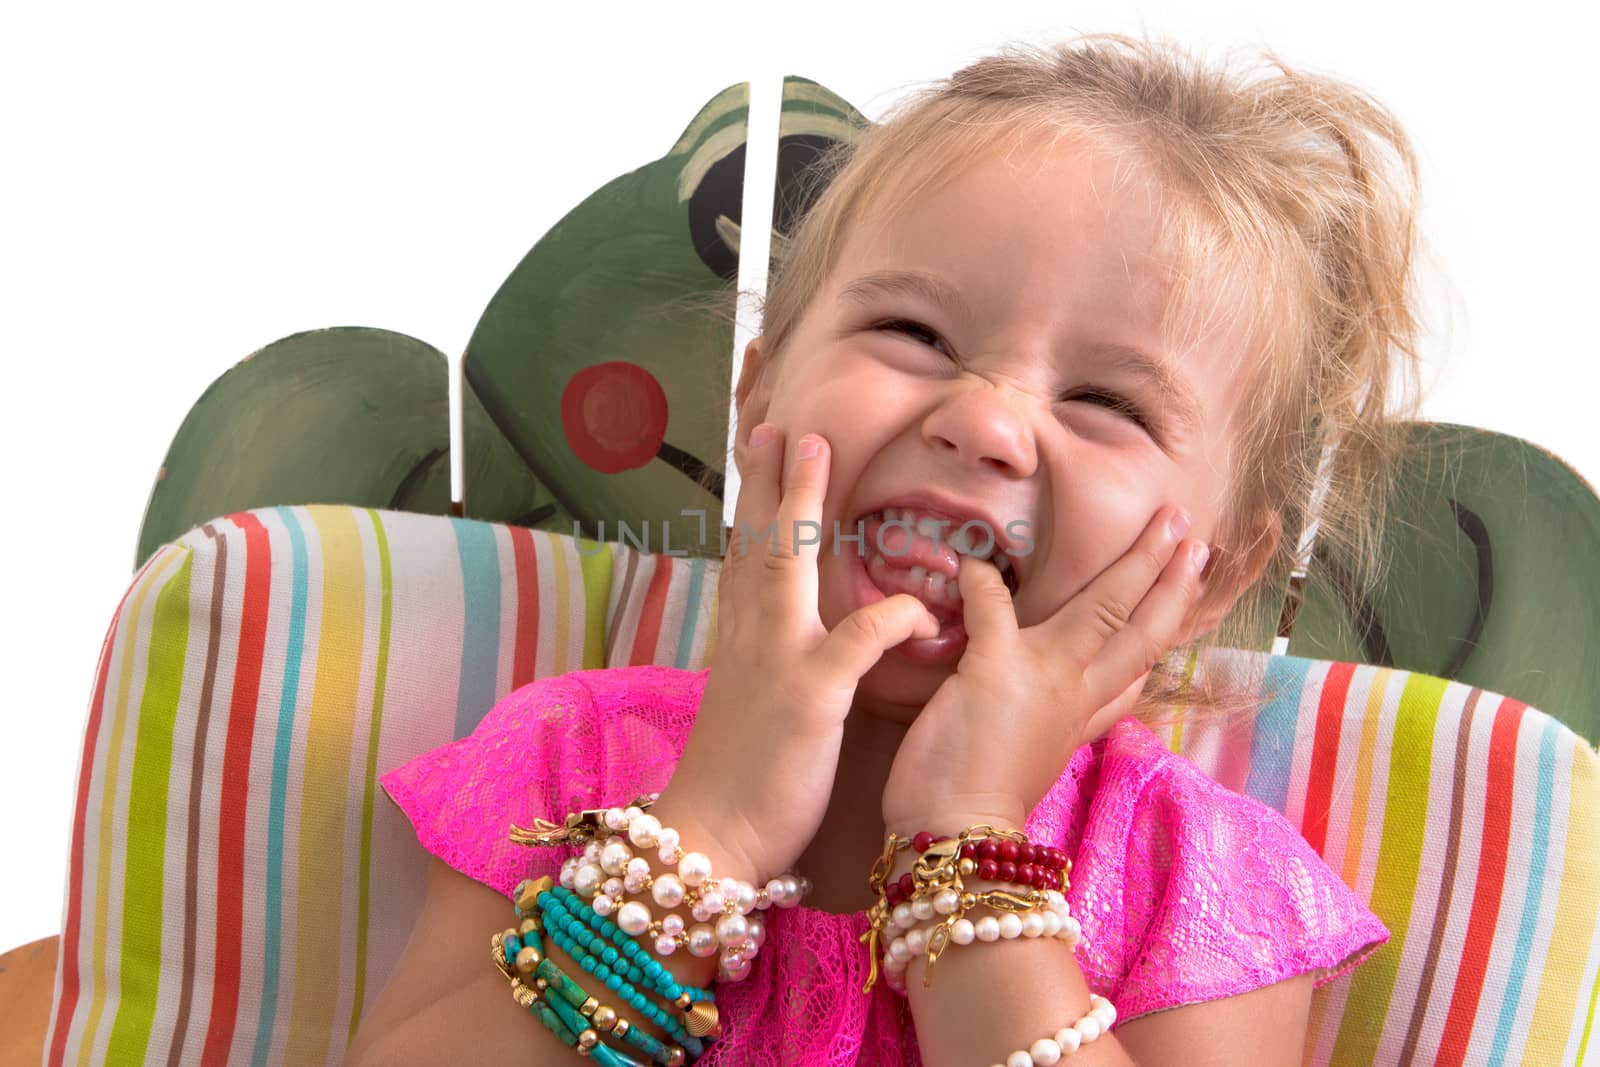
top-left (852, 489), bottom-right (1033, 585)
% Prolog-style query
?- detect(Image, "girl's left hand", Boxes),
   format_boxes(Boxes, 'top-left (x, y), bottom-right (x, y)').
top-left (881, 507), bottom-right (1211, 835)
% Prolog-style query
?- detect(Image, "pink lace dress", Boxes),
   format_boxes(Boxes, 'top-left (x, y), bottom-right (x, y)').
top-left (380, 665), bottom-right (1387, 1065)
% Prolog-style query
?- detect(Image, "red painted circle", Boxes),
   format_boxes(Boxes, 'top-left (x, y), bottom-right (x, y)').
top-left (560, 361), bottom-right (669, 473)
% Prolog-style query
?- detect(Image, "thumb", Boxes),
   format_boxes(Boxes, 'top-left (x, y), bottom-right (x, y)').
top-left (815, 593), bottom-right (939, 683)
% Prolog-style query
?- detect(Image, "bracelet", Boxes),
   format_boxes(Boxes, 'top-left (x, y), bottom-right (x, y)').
top-left (530, 881), bottom-right (719, 1050)
top-left (884, 830), bottom-right (1070, 903)
top-left (537, 904), bottom-right (707, 1055)
top-left (514, 794), bottom-right (808, 982)
top-left (517, 880), bottom-right (719, 1009)
top-left (882, 889), bottom-right (1077, 941)
top-left (495, 925), bottom-right (681, 1066)
top-left (987, 994), bottom-right (1117, 1066)
top-left (879, 897), bottom-right (1082, 993)
top-left (862, 825), bottom-right (1076, 993)
top-left (959, 835), bottom-right (1071, 892)
top-left (497, 879), bottom-right (720, 1063)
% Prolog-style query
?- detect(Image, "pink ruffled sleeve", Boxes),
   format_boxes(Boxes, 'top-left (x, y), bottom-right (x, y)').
top-left (1027, 716), bottom-right (1390, 1023)
top-left (378, 665), bottom-right (707, 898)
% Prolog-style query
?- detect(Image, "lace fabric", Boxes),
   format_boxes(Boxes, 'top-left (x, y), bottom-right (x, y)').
top-left (379, 665), bottom-right (1387, 1065)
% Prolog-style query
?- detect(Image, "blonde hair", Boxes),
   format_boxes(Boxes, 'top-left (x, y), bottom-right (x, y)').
top-left (756, 34), bottom-right (1431, 723)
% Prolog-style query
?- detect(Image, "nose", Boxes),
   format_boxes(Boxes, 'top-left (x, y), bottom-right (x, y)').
top-left (922, 378), bottom-right (1039, 479)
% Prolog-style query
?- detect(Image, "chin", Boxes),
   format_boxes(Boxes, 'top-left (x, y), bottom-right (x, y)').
top-left (853, 651), bottom-right (952, 722)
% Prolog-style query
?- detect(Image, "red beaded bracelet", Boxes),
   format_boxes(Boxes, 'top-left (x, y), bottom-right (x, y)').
top-left (883, 829), bottom-right (1070, 905)
top-left (961, 836), bottom-right (1069, 890)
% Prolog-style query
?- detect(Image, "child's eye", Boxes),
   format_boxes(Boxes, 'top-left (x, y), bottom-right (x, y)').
top-left (875, 318), bottom-right (951, 355)
top-left (1062, 389), bottom-right (1151, 431)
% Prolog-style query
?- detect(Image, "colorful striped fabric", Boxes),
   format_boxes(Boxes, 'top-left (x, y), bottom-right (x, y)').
top-left (1156, 655), bottom-right (1600, 1064)
top-left (43, 506), bottom-right (719, 1067)
top-left (44, 505), bottom-right (1600, 1065)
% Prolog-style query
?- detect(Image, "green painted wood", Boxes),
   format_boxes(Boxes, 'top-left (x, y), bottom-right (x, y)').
top-left (135, 328), bottom-right (459, 569)
top-left (459, 372), bottom-right (572, 531)
top-left (770, 77), bottom-right (868, 268)
top-left (458, 83), bottom-right (752, 557)
top-left (1287, 423), bottom-right (1600, 740)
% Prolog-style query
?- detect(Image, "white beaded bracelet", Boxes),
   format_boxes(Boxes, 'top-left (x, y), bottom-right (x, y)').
top-left (557, 802), bottom-right (810, 981)
top-left (879, 895), bottom-right (1082, 992)
top-left (987, 994), bottom-right (1118, 1066)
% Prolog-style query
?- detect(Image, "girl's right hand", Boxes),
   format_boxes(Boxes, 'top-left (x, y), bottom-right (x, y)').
top-left (651, 425), bottom-right (939, 887)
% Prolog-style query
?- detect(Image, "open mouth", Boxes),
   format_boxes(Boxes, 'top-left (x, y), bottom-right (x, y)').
top-left (854, 506), bottom-right (1021, 625)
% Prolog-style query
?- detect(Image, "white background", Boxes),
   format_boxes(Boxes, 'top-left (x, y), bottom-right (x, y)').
top-left (3, 1), bottom-right (1596, 955)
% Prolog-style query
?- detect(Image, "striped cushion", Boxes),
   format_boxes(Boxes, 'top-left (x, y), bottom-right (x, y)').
top-left (44, 506), bottom-right (719, 1066)
top-left (1157, 656), bottom-right (1600, 1063)
top-left (45, 505), bottom-right (1600, 1065)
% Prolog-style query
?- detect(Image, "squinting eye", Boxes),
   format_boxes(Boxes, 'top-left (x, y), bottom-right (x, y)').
top-left (876, 318), bottom-right (950, 355)
top-left (1062, 389), bottom-right (1150, 430)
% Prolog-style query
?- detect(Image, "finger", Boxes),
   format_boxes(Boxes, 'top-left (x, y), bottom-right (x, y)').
top-left (1086, 536), bottom-right (1209, 701)
top-left (726, 422), bottom-right (784, 562)
top-left (815, 593), bottom-right (941, 683)
top-left (719, 423), bottom-right (784, 633)
top-left (1050, 507), bottom-right (1190, 660)
top-left (756, 433), bottom-right (831, 619)
top-left (953, 552), bottom-right (1019, 647)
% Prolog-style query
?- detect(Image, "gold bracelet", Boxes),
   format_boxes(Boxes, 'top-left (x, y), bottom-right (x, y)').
top-left (861, 826), bottom-right (1073, 992)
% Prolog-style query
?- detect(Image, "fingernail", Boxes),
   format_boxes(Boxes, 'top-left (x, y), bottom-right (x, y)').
top-left (1190, 541), bottom-right (1211, 573)
top-left (750, 423), bottom-right (776, 449)
top-left (1168, 509), bottom-right (1191, 541)
top-left (797, 435), bottom-right (820, 460)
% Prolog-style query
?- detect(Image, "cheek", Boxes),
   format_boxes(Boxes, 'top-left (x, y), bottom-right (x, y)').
top-left (1025, 463), bottom-right (1170, 619)
top-left (1054, 460), bottom-right (1167, 554)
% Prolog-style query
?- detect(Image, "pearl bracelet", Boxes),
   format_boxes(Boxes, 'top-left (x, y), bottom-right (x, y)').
top-left (988, 994), bottom-right (1118, 1067)
top-left (879, 894), bottom-right (1081, 993)
top-left (551, 801), bottom-right (810, 981)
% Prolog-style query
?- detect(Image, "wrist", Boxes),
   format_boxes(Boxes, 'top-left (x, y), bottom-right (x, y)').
top-left (884, 807), bottom-right (1031, 843)
top-left (551, 794), bottom-right (804, 995)
top-left (648, 789), bottom-right (811, 908)
top-left (647, 790), bottom-right (765, 888)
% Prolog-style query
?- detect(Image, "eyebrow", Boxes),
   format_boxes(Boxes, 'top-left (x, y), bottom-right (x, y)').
top-left (1082, 341), bottom-right (1205, 436)
top-left (837, 270), bottom-right (974, 325)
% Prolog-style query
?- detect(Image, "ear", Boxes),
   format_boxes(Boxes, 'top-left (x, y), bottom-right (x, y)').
top-left (733, 336), bottom-right (772, 451)
top-left (1182, 508), bottom-right (1283, 640)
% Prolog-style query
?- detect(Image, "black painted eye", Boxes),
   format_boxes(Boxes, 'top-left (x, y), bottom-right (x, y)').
top-left (773, 134), bottom-right (839, 239)
top-left (686, 142), bottom-right (745, 281)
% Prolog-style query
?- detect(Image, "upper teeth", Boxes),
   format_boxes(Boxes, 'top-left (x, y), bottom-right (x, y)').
top-left (880, 507), bottom-right (1012, 573)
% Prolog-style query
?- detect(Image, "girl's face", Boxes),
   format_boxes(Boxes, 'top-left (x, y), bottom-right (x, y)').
top-left (740, 138), bottom-right (1263, 715)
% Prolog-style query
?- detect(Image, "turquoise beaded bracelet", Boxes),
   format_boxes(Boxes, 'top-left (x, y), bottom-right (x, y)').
top-left (516, 875), bottom-right (722, 1044)
top-left (537, 884), bottom-right (716, 1008)
top-left (500, 926), bottom-right (682, 1066)
top-left (539, 898), bottom-right (706, 1056)
top-left (498, 875), bottom-right (720, 1064)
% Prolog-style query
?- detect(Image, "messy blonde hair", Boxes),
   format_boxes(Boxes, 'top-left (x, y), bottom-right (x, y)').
top-left (756, 34), bottom-right (1431, 723)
